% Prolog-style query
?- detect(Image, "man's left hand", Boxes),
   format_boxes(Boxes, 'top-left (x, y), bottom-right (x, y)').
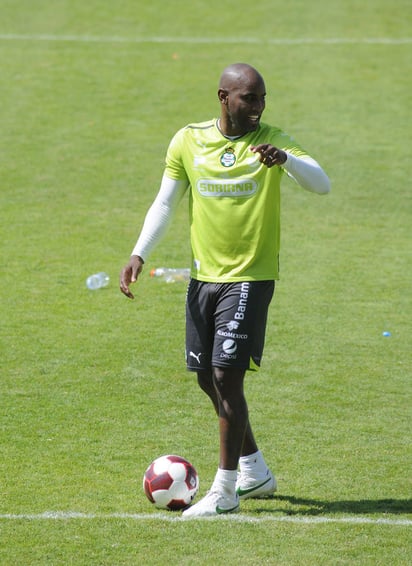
top-left (250, 144), bottom-right (287, 168)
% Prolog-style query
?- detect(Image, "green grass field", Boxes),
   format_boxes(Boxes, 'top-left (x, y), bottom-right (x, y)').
top-left (1, 1), bottom-right (411, 564)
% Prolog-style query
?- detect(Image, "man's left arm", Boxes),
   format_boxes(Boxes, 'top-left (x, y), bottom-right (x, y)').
top-left (282, 153), bottom-right (331, 194)
top-left (251, 143), bottom-right (331, 194)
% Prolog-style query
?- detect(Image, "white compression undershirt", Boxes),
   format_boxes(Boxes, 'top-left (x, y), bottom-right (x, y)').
top-left (131, 154), bottom-right (330, 261)
top-left (131, 174), bottom-right (188, 261)
top-left (283, 153), bottom-right (331, 194)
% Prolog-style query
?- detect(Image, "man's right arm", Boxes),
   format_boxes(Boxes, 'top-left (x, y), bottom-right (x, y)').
top-left (119, 175), bottom-right (188, 299)
top-left (131, 174), bottom-right (188, 260)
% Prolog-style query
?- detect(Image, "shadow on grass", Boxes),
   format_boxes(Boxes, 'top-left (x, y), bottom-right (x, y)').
top-left (255, 495), bottom-right (412, 516)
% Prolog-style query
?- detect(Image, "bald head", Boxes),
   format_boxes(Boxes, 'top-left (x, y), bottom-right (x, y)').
top-left (219, 63), bottom-right (265, 92)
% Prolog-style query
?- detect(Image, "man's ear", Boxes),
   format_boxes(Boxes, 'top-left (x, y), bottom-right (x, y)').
top-left (218, 88), bottom-right (229, 104)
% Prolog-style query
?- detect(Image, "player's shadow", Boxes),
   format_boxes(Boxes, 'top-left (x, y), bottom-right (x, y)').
top-left (255, 495), bottom-right (412, 516)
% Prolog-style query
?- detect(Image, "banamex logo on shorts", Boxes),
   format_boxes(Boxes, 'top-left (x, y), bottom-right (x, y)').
top-left (219, 283), bottom-right (250, 360)
top-left (197, 178), bottom-right (257, 197)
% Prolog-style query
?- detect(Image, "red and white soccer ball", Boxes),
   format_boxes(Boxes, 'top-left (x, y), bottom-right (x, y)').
top-left (143, 455), bottom-right (199, 511)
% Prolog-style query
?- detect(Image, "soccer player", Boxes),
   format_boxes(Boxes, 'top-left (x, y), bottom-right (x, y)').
top-left (120, 63), bottom-right (330, 518)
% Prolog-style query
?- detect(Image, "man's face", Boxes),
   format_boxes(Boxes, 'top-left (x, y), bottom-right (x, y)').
top-left (222, 75), bottom-right (266, 136)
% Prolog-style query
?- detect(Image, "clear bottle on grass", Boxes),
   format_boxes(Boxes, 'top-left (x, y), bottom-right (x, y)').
top-left (86, 272), bottom-right (110, 290)
top-left (149, 267), bottom-right (190, 283)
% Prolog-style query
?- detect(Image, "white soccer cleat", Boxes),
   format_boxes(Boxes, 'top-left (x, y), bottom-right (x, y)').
top-left (236, 469), bottom-right (277, 500)
top-left (182, 490), bottom-right (240, 518)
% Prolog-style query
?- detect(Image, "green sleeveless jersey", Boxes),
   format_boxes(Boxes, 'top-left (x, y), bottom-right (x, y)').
top-left (165, 119), bottom-right (309, 282)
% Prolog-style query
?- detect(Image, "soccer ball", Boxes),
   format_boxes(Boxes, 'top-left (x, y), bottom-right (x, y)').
top-left (143, 455), bottom-right (199, 511)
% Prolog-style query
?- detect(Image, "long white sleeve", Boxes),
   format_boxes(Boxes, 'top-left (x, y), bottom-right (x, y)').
top-left (131, 175), bottom-right (188, 261)
top-left (283, 153), bottom-right (331, 194)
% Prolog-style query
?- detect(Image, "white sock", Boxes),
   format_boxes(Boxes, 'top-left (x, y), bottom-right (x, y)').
top-left (211, 468), bottom-right (237, 497)
top-left (239, 450), bottom-right (268, 477)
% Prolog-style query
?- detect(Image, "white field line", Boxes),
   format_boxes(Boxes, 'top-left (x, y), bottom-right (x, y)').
top-left (0, 511), bottom-right (411, 526)
top-left (0, 33), bottom-right (411, 45)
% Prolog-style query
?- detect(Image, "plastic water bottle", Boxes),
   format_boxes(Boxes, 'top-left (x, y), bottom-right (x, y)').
top-left (86, 272), bottom-right (110, 290)
top-left (149, 267), bottom-right (190, 283)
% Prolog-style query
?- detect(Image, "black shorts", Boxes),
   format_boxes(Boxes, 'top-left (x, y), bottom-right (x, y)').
top-left (185, 279), bottom-right (275, 371)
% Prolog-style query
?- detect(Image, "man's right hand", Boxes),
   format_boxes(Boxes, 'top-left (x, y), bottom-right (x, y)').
top-left (119, 255), bottom-right (144, 299)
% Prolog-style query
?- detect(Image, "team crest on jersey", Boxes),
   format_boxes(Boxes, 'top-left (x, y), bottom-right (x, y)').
top-left (220, 147), bottom-right (236, 167)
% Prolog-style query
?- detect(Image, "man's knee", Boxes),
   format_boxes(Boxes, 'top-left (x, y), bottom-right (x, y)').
top-left (197, 370), bottom-right (214, 395)
top-left (213, 367), bottom-right (246, 398)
